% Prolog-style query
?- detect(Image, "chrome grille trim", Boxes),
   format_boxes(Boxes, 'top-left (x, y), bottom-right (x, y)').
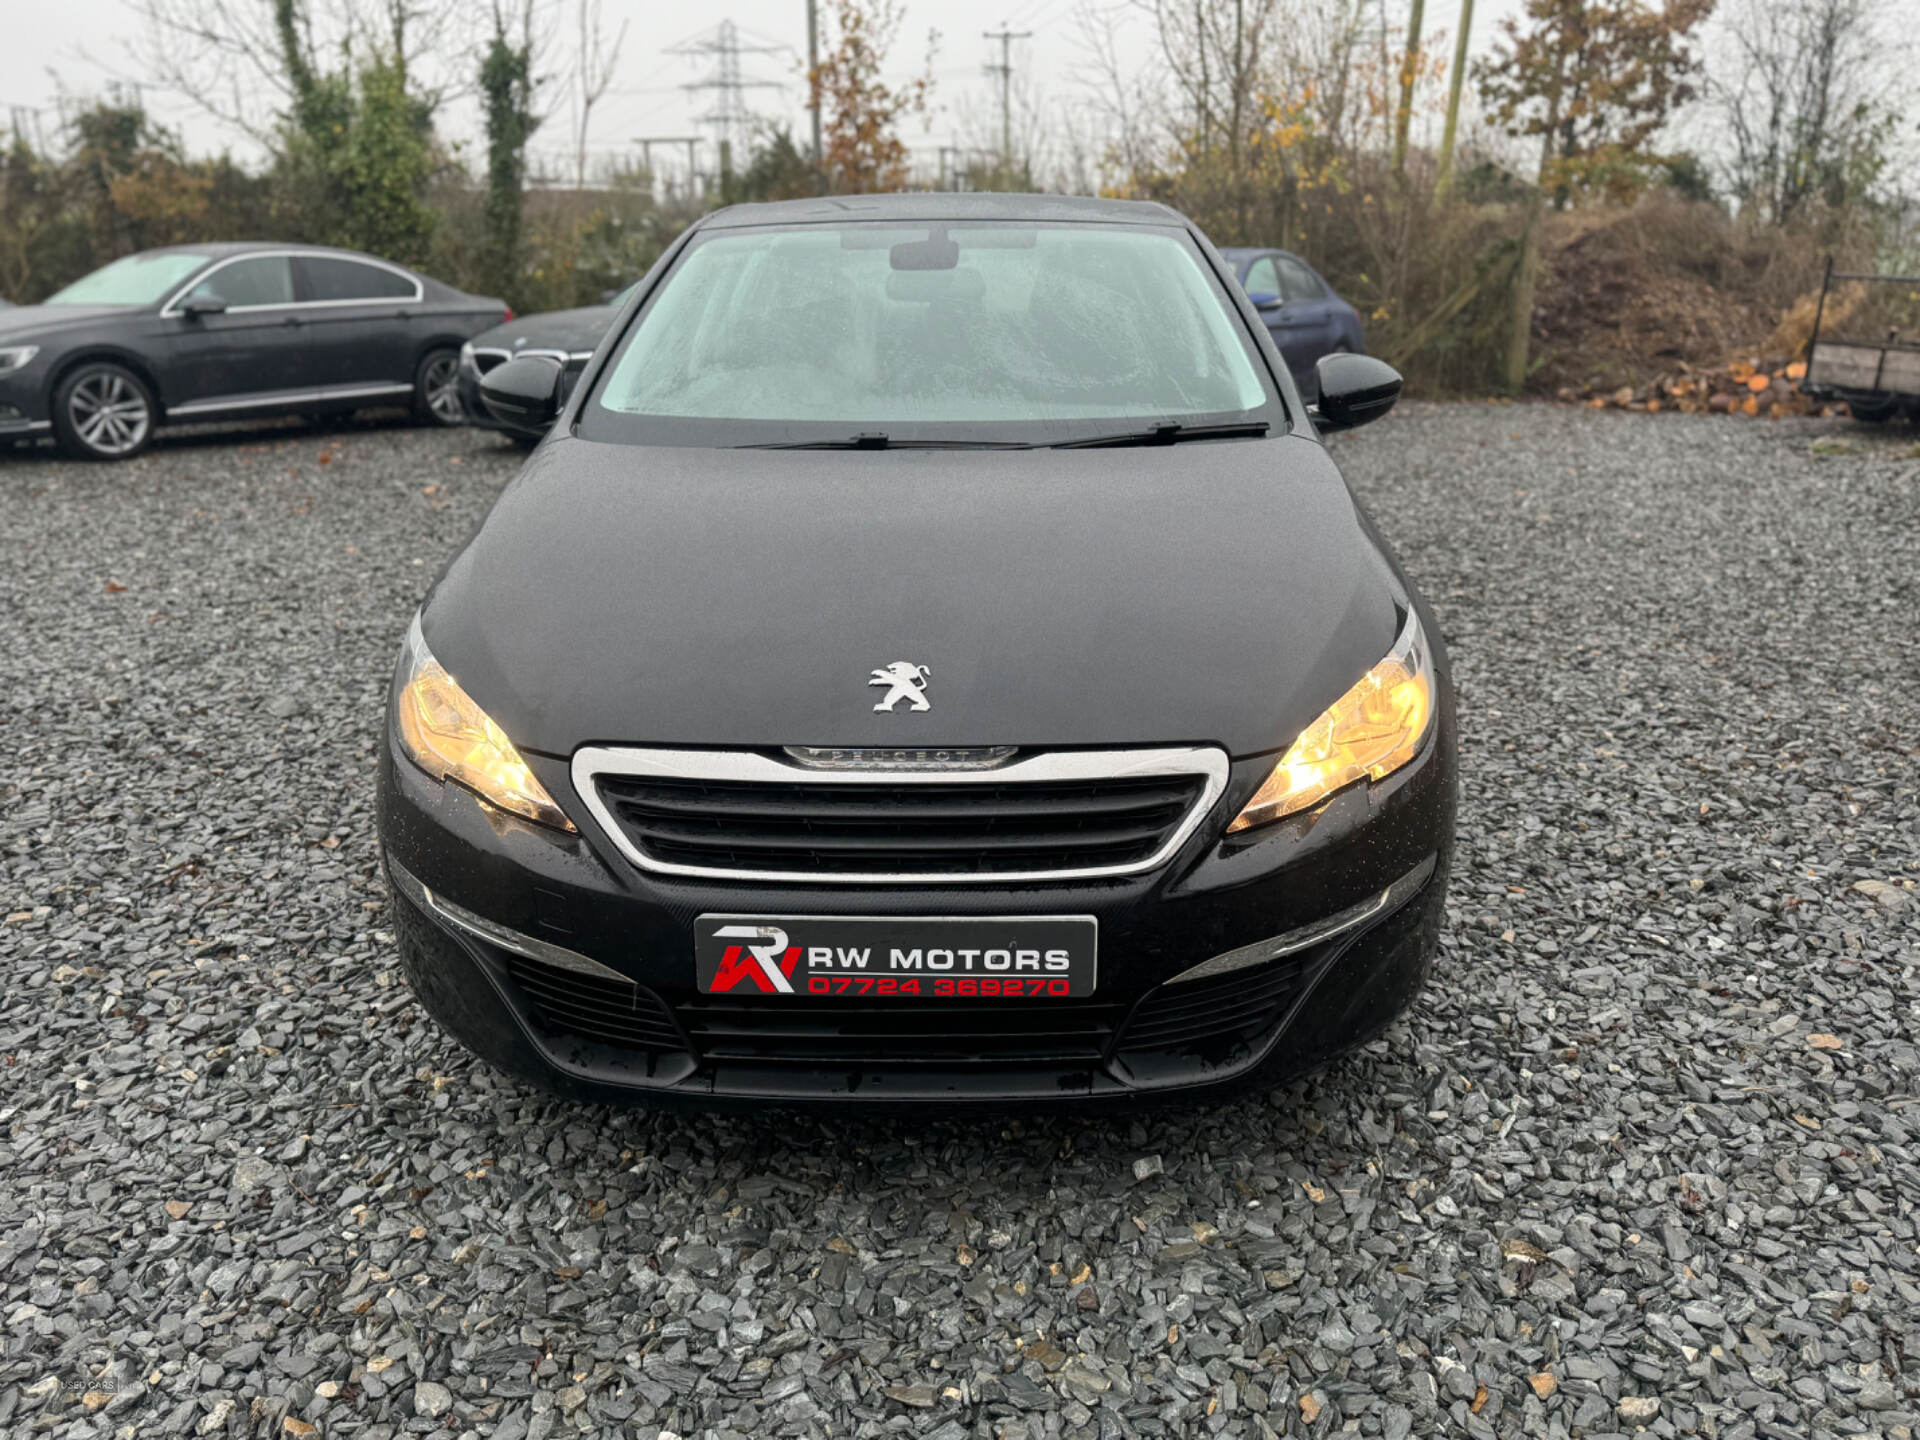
top-left (570, 745), bottom-right (1231, 885)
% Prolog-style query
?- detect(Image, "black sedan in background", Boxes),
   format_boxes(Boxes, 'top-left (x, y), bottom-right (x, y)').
top-left (381, 192), bottom-right (1453, 1110)
top-left (1217, 246), bottom-right (1366, 399)
top-left (0, 244), bottom-right (507, 460)
top-left (456, 285), bottom-right (637, 442)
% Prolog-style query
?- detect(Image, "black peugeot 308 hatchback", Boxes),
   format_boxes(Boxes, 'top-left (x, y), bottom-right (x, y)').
top-left (377, 192), bottom-right (1457, 1108)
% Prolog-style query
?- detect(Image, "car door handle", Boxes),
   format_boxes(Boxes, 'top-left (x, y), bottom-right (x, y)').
top-left (282, 315), bottom-right (304, 327)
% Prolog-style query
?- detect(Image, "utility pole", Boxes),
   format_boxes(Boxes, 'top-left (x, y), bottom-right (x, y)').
top-left (981, 25), bottom-right (1031, 188)
top-left (807, 0), bottom-right (822, 171)
top-left (1505, 80), bottom-right (1562, 395)
top-left (1432, 0), bottom-right (1474, 201)
top-left (1391, 0), bottom-right (1426, 181)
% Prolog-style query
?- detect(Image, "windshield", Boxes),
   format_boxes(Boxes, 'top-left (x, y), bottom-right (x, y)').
top-left (45, 252), bottom-right (211, 306)
top-left (582, 222), bottom-right (1279, 446)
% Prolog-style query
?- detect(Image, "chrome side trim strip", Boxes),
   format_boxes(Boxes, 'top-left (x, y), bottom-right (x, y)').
top-left (318, 382), bottom-right (416, 400)
top-left (168, 382), bottom-right (414, 418)
top-left (570, 744), bottom-right (1232, 886)
top-left (168, 390), bottom-right (319, 416)
top-left (386, 856), bottom-right (633, 983)
top-left (1164, 853), bottom-right (1437, 984)
top-left (160, 249), bottom-right (425, 317)
top-left (0, 419), bottom-right (53, 434)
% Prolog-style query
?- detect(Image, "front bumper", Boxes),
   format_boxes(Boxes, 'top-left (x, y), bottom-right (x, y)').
top-left (376, 698), bottom-right (1457, 1109)
top-left (0, 365), bottom-right (53, 439)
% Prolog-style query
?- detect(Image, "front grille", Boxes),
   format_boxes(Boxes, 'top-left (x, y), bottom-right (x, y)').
top-left (676, 996), bottom-right (1126, 1066)
top-left (503, 953), bottom-right (685, 1053)
top-left (591, 767), bottom-right (1211, 881)
top-left (1118, 954), bottom-right (1313, 1055)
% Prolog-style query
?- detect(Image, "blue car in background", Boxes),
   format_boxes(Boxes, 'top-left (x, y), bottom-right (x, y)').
top-left (1217, 247), bottom-right (1365, 400)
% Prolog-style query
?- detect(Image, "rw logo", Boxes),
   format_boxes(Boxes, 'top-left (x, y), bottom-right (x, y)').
top-left (708, 925), bottom-right (800, 993)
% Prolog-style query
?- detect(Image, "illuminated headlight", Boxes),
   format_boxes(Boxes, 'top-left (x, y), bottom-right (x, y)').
top-left (1228, 610), bottom-right (1435, 833)
top-left (394, 617), bottom-right (575, 831)
top-left (0, 345), bottom-right (40, 375)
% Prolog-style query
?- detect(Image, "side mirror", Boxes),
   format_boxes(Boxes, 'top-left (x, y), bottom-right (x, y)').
top-left (1313, 353), bottom-right (1402, 432)
top-left (180, 296), bottom-right (227, 317)
top-left (1246, 290), bottom-right (1283, 311)
top-left (479, 355), bottom-right (565, 430)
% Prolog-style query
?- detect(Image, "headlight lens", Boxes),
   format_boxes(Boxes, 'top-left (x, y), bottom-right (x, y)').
top-left (1228, 610), bottom-right (1435, 833)
top-left (0, 345), bottom-right (40, 374)
top-left (458, 341), bottom-right (475, 366)
top-left (395, 618), bottom-right (575, 831)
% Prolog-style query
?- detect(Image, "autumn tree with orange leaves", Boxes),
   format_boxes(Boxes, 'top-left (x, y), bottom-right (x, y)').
top-left (810, 0), bottom-right (933, 194)
top-left (1478, 0), bottom-right (1715, 207)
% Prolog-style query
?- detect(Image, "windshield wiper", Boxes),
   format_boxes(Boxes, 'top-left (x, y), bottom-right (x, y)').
top-left (739, 432), bottom-right (1034, 450)
top-left (1052, 419), bottom-right (1271, 449)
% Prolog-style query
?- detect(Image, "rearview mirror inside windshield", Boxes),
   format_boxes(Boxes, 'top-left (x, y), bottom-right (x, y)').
top-left (890, 232), bottom-right (960, 271)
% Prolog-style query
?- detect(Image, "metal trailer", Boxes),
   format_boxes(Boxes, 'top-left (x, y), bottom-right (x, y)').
top-left (1800, 257), bottom-right (1920, 422)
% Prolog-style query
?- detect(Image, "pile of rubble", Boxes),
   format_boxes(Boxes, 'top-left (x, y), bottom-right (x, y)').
top-left (1555, 359), bottom-right (1853, 418)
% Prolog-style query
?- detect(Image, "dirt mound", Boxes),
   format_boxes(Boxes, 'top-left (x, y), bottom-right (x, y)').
top-left (1526, 195), bottom-right (1840, 399)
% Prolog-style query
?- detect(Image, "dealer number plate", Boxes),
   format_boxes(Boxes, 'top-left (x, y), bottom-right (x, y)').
top-left (694, 915), bottom-right (1097, 998)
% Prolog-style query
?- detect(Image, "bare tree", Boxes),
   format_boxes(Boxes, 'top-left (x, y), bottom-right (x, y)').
top-left (570, 0), bottom-right (628, 189)
top-left (1070, 1), bottom-right (1164, 186)
top-left (948, 60), bottom-right (1058, 189)
top-left (128, 0), bottom-right (462, 144)
top-left (1271, 0), bottom-right (1371, 150)
top-left (1145, 0), bottom-right (1278, 171)
top-left (1706, 0), bottom-right (1909, 220)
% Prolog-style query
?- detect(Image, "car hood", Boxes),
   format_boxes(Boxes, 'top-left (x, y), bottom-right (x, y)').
top-left (422, 434), bottom-right (1400, 759)
top-left (0, 304), bottom-right (142, 340)
top-left (470, 306), bottom-right (615, 356)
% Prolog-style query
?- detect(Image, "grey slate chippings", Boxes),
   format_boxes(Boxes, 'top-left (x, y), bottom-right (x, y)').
top-left (1, 405), bottom-right (1918, 1439)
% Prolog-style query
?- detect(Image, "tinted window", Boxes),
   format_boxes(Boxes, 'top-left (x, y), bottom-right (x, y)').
top-left (589, 223), bottom-right (1273, 440)
top-left (1243, 257), bottom-right (1282, 298)
top-left (301, 257), bottom-right (418, 302)
top-left (1275, 257), bottom-right (1327, 301)
top-left (186, 256), bottom-right (295, 308)
top-left (46, 252), bottom-right (210, 306)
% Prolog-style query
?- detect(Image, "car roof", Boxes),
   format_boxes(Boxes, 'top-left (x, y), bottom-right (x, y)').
top-left (140, 241), bottom-right (416, 264)
top-left (698, 192), bottom-right (1188, 230)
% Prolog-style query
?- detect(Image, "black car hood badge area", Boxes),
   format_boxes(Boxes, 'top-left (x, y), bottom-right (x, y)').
top-left (424, 435), bottom-right (1395, 758)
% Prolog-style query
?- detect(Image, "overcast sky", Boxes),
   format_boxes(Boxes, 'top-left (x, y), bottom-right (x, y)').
top-left (3, 0), bottom-right (1513, 186)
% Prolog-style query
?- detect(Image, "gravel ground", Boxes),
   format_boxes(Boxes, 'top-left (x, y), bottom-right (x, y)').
top-left (2, 404), bottom-right (1917, 1440)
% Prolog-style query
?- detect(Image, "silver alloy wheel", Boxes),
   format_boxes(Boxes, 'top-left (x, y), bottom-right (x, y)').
top-left (423, 354), bottom-right (464, 424)
top-left (68, 371), bottom-right (151, 456)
